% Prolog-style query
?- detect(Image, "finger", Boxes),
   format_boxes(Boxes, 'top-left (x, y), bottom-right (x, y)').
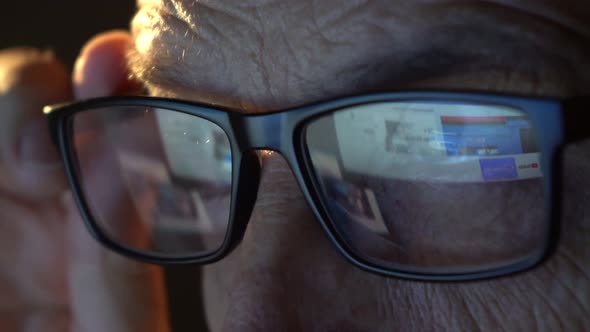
top-left (69, 30), bottom-right (156, 252)
top-left (73, 30), bottom-right (142, 99)
top-left (72, 30), bottom-right (153, 246)
top-left (0, 48), bottom-right (71, 198)
top-left (67, 31), bottom-right (170, 332)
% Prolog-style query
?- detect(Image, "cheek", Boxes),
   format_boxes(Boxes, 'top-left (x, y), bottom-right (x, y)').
top-left (561, 139), bottom-right (590, 244)
top-left (372, 178), bottom-right (545, 265)
top-left (202, 262), bottom-right (228, 332)
top-left (200, 192), bottom-right (395, 331)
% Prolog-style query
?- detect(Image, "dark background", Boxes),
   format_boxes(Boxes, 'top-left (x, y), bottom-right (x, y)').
top-left (0, 1), bottom-right (207, 331)
top-left (0, 1), bottom-right (135, 68)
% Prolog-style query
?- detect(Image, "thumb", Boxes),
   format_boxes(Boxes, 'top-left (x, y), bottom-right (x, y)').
top-left (0, 48), bottom-right (71, 198)
top-left (73, 30), bottom-right (142, 99)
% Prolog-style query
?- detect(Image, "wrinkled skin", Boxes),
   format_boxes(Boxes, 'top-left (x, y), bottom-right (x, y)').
top-left (130, 0), bottom-right (590, 331)
top-left (2, 0), bottom-right (590, 331)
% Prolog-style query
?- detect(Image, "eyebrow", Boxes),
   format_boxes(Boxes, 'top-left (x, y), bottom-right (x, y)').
top-left (128, 2), bottom-right (590, 108)
top-left (393, 24), bottom-right (584, 90)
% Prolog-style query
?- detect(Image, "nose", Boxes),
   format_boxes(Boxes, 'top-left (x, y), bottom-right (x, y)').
top-left (202, 152), bottom-right (357, 331)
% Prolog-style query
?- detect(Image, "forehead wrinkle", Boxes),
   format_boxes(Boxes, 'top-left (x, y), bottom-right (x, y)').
top-left (127, 1), bottom-right (414, 109)
top-left (130, 1), bottom-right (250, 104)
top-left (419, 2), bottom-right (590, 88)
top-left (486, 0), bottom-right (590, 38)
top-left (427, 1), bottom-right (590, 46)
top-left (131, 0), bottom-right (290, 103)
top-left (129, 0), bottom-right (590, 111)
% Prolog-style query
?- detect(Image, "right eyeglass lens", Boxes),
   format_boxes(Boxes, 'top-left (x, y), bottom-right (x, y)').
top-left (69, 106), bottom-right (233, 258)
top-left (305, 101), bottom-right (548, 274)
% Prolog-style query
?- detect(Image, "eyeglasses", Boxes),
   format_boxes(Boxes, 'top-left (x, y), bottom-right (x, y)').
top-left (44, 91), bottom-right (589, 281)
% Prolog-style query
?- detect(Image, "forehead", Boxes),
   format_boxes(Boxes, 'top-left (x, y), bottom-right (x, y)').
top-left (129, 0), bottom-right (590, 111)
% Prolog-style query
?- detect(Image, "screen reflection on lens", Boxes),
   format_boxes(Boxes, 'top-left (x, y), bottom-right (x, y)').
top-left (306, 101), bottom-right (546, 273)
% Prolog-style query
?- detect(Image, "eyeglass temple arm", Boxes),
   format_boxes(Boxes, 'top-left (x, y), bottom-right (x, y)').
top-left (563, 97), bottom-right (590, 143)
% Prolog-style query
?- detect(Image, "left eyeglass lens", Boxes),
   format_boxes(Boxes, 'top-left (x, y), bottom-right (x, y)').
top-left (69, 106), bottom-right (233, 258)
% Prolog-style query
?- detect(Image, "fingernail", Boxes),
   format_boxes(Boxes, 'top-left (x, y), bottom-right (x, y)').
top-left (18, 118), bottom-right (61, 165)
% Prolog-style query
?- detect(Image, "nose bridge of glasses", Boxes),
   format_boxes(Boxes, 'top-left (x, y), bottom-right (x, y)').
top-left (234, 112), bottom-right (286, 152)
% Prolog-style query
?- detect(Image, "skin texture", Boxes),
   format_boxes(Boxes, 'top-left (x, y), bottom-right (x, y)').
top-left (128, 0), bottom-right (590, 331)
top-left (0, 0), bottom-right (589, 331)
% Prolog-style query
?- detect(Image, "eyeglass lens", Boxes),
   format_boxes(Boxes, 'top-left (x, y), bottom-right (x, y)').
top-left (305, 101), bottom-right (547, 274)
top-left (70, 107), bottom-right (233, 257)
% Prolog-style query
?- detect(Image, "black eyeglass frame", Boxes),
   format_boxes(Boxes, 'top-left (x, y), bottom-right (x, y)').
top-left (45, 91), bottom-right (590, 281)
